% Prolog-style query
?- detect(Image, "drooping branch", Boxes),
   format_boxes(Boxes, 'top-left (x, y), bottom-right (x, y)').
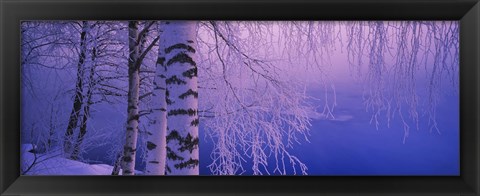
top-left (344, 21), bottom-right (459, 142)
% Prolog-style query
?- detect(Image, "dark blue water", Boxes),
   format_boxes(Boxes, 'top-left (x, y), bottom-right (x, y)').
top-left (198, 83), bottom-right (459, 175)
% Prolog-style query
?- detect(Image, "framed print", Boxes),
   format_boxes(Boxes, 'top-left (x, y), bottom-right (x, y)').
top-left (1, 0), bottom-right (479, 195)
top-left (16, 20), bottom-right (461, 176)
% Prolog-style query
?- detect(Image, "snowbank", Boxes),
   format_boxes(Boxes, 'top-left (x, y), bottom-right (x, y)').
top-left (21, 144), bottom-right (141, 175)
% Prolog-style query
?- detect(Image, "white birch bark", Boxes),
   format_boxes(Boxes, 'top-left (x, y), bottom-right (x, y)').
top-left (145, 23), bottom-right (167, 175)
top-left (122, 21), bottom-right (141, 175)
top-left (163, 21), bottom-right (199, 175)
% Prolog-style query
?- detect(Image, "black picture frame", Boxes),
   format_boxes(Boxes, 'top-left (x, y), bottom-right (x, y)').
top-left (1, 0), bottom-right (479, 195)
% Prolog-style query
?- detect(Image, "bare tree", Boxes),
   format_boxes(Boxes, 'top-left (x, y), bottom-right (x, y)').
top-left (161, 21), bottom-right (200, 175)
top-left (70, 46), bottom-right (97, 160)
top-left (64, 21), bottom-right (89, 156)
top-left (145, 22), bottom-right (168, 175)
top-left (121, 21), bottom-right (159, 175)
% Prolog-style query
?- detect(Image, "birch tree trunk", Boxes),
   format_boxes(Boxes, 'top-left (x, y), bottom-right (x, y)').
top-left (64, 21), bottom-right (88, 156)
top-left (163, 21), bottom-right (199, 175)
top-left (145, 23), bottom-right (168, 175)
top-left (122, 21), bottom-right (141, 175)
top-left (71, 47), bottom-right (97, 160)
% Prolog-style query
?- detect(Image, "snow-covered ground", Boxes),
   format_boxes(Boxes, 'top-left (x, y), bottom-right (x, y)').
top-left (21, 144), bottom-right (141, 175)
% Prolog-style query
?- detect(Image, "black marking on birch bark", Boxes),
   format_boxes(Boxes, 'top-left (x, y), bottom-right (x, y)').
top-left (174, 158), bottom-right (199, 169)
top-left (168, 109), bottom-right (197, 116)
top-left (152, 108), bottom-right (167, 112)
top-left (187, 40), bottom-right (194, 43)
top-left (165, 43), bottom-right (196, 54)
top-left (128, 114), bottom-right (140, 122)
top-left (165, 75), bottom-right (187, 85)
top-left (128, 105), bottom-right (137, 110)
top-left (159, 74), bottom-right (166, 79)
top-left (179, 133), bottom-right (199, 153)
top-left (124, 170), bottom-right (133, 174)
top-left (182, 67), bottom-right (197, 79)
top-left (124, 146), bottom-right (136, 152)
top-left (166, 165), bottom-right (171, 173)
top-left (166, 89), bottom-right (174, 105)
top-left (167, 130), bottom-right (198, 153)
top-left (179, 89), bottom-right (198, 99)
top-left (154, 86), bottom-right (166, 90)
top-left (166, 130), bottom-right (182, 143)
top-left (166, 52), bottom-right (196, 67)
top-left (166, 146), bottom-right (184, 161)
top-left (127, 127), bottom-right (134, 131)
top-left (146, 141), bottom-right (157, 150)
top-left (190, 118), bottom-right (199, 127)
top-left (146, 131), bottom-right (153, 136)
top-left (166, 98), bottom-right (173, 105)
top-left (148, 161), bottom-right (160, 164)
top-left (123, 156), bottom-right (133, 162)
top-left (156, 57), bottom-right (165, 65)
